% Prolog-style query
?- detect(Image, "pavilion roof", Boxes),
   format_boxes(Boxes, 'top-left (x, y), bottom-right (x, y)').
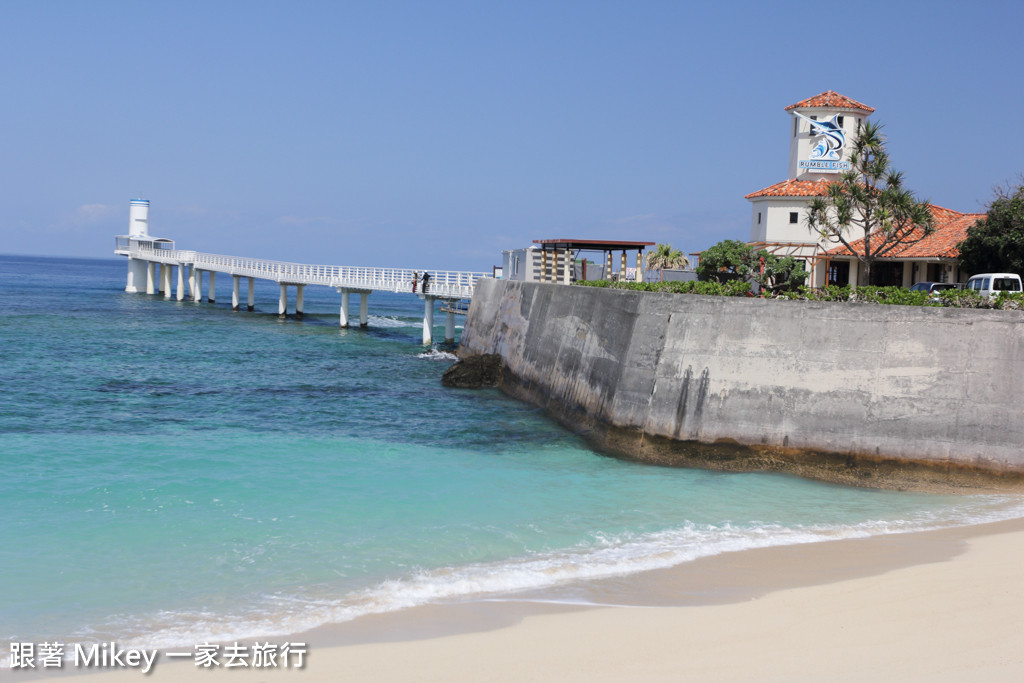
top-left (533, 239), bottom-right (656, 250)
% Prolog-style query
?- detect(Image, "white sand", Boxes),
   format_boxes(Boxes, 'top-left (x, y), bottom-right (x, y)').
top-left (56, 520), bottom-right (1024, 682)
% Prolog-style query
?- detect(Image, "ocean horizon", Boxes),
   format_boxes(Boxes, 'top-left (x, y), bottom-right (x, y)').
top-left (3, 253), bottom-right (1023, 659)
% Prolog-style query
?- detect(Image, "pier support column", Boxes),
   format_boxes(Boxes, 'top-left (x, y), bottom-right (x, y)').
top-left (162, 265), bottom-right (172, 299)
top-left (620, 251), bottom-right (627, 282)
top-left (188, 266), bottom-right (197, 301)
top-left (339, 289), bottom-right (350, 328)
top-left (208, 272), bottom-right (216, 303)
top-left (125, 257), bottom-right (146, 293)
top-left (563, 248), bottom-right (571, 284)
top-left (605, 251), bottom-right (612, 281)
top-left (177, 265), bottom-right (186, 301)
top-left (296, 285), bottom-right (304, 318)
top-left (232, 276), bottom-right (240, 311)
top-left (193, 269), bottom-right (203, 302)
top-left (541, 249), bottom-right (548, 283)
top-left (146, 262), bottom-right (156, 295)
top-left (247, 277), bottom-right (255, 311)
top-left (279, 284), bottom-right (288, 316)
top-left (636, 251), bottom-right (643, 282)
top-left (553, 250), bottom-right (559, 284)
top-left (359, 292), bottom-right (369, 328)
top-left (422, 296), bottom-right (436, 345)
top-left (444, 309), bottom-right (455, 344)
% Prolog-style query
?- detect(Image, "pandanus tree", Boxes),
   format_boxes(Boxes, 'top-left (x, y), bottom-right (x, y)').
top-left (805, 120), bottom-right (934, 286)
top-left (645, 243), bottom-right (690, 282)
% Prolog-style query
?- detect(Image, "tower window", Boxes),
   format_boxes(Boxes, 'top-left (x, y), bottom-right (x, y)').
top-left (789, 212), bottom-right (798, 224)
top-left (837, 115), bottom-right (844, 127)
top-left (758, 212), bottom-right (762, 225)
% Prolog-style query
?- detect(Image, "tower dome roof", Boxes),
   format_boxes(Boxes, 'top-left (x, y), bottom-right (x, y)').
top-left (784, 90), bottom-right (875, 113)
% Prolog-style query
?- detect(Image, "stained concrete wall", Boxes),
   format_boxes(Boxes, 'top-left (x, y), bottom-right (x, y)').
top-left (459, 278), bottom-right (1024, 480)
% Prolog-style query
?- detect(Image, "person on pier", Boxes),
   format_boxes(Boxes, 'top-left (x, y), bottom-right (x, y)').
top-left (421, 272), bottom-right (430, 294)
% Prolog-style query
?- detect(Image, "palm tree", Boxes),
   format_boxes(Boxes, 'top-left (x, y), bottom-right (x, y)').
top-left (646, 243), bottom-right (690, 282)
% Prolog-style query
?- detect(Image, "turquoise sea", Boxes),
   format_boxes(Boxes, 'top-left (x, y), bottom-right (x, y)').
top-left (2, 254), bottom-right (1022, 654)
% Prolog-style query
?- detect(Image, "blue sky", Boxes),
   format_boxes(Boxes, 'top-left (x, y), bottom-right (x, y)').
top-left (3, 0), bottom-right (1022, 271)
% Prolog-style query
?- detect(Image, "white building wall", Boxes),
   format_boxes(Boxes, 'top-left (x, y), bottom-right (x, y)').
top-left (750, 197), bottom-right (826, 249)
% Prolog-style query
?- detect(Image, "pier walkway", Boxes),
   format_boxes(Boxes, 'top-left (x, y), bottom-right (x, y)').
top-left (115, 240), bottom-right (488, 344)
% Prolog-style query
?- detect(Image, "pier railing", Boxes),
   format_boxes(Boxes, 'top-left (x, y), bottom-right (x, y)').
top-left (124, 244), bottom-right (488, 299)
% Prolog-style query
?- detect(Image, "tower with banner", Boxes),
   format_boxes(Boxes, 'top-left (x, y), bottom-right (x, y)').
top-left (744, 91), bottom-right (876, 285)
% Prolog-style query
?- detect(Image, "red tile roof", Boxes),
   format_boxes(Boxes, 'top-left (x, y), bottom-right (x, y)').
top-left (784, 90), bottom-right (875, 113)
top-left (744, 179), bottom-right (834, 199)
top-left (824, 206), bottom-right (984, 259)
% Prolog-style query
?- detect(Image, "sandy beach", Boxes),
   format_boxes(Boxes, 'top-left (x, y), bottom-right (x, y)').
top-left (50, 516), bottom-right (1024, 682)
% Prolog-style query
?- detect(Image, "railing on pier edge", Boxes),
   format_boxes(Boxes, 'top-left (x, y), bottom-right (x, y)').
top-left (117, 243), bottom-right (488, 300)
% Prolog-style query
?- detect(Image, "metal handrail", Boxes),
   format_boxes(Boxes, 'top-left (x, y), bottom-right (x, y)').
top-left (123, 244), bottom-right (488, 298)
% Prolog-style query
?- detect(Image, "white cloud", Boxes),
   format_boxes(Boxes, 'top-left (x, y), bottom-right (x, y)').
top-left (75, 203), bottom-right (119, 222)
top-left (175, 205), bottom-right (210, 218)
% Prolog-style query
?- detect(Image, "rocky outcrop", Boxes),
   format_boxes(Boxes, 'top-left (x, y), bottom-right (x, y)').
top-left (441, 353), bottom-right (504, 388)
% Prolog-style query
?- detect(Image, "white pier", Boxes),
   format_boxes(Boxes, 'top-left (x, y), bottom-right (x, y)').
top-left (115, 200), bottom-right (486, 344)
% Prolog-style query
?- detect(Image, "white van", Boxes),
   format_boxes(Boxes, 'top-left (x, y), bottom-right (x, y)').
top-left (965, 273), bottom-right (1023, 299)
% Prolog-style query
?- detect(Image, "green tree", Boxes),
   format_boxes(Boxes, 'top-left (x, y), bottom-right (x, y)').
top-left (696, 239), bottom-right (808, 294)
top-left (759, 254), bottom-right (809, 295)
top-left (645, 243), bottom-right (690, 282)
top-left (805, 121), bottom-right (935, 286)
top-left (957, 182), bottom-right (1024, 275)
top-left (696, 239), bottom-right (755, 282)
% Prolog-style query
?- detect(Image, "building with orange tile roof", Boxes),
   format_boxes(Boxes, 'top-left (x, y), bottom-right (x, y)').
top-left (743, 91), bottom-right (980, 288)
top-left (821, 206), bottom-right (982, 286)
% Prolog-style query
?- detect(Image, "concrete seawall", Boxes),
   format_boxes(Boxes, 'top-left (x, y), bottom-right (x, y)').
top-left (457, 278), bottom-right (1024, 489)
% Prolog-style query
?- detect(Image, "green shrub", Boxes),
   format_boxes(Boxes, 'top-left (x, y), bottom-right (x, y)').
top-left (799, 285), bottom-right (853, 302)
top-left (576, 279), bottom-right (751, 296)
top-left (573, 279), bottom-right (1024, 311)
top-left (936, 289), bottom-right (982, 308)
top-left (993, 291), bottom-right (1024, 310)
top-left (853, 287), bottom-right (936, 306)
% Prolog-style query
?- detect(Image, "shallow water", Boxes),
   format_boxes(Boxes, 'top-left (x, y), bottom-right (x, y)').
top-left (1, 254), bottom-right (1021, 651)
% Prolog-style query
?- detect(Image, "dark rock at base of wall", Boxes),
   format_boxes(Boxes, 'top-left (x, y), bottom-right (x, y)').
top-left (441, 354), bottom-right (504, 388)
top-left (498, 363), bottom-right (1024, 493)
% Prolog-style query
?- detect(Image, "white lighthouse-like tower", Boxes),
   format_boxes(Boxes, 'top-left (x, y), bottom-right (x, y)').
top-left (115, 198), bottom-right (175, 294)
top-left (123, 199), bottom-right (151, 292)
top-left (129, 198), bottom-right (150, 237)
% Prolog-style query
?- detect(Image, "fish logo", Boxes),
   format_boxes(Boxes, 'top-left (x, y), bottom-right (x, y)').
top-left (793, 112), bottom-right (846, 161)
